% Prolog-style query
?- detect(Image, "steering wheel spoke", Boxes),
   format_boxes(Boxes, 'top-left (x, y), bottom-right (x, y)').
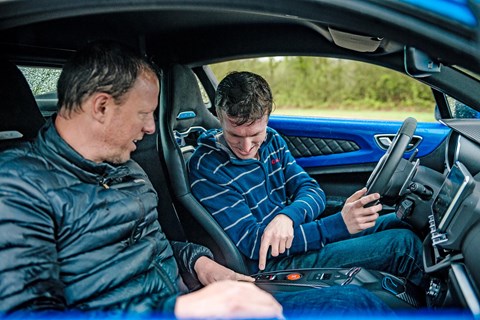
top-left (366, 117), bottom-right (417, 198)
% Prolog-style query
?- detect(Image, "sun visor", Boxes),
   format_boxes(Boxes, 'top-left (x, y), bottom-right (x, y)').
top-left (328, 27), bottom-right (383, 52)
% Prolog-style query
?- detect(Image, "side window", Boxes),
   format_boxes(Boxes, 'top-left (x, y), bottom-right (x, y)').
top-left (210, 57), bottom-right (436, 122)
top-left (194, 73), bottom-right (212, 108)
top-left (445, 95), bottom-right (480, 119)
top-left (19, 66), bottom-right (61, 118)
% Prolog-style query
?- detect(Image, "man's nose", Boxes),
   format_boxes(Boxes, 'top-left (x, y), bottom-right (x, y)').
top-left (143, 116), bottom-right (156, 135)
top-left (240, 138), bottom-right (254, 151)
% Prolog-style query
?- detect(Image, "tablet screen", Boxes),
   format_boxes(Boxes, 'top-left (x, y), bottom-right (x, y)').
top-left (432, 162), bottom-right (472, 232)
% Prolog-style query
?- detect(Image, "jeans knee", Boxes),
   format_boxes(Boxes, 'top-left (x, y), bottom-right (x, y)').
top-left (391, 229), bottom-right (420, 246)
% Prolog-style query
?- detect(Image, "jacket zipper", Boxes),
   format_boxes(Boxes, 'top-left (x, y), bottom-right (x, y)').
top-left (99, 172), bottom-right (176, 292)
top-left (99, 177), bottom-right (110, 189)
top-left (137, 197), bottom-right (176, 294)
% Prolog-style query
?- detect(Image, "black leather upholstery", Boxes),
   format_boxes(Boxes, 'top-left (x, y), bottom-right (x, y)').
top-left (0, 59), bottom-right (45, 148)
top-left (159, 64), bottom-right (249, 274)
top-left (281, 135), bottom-right (360, 158)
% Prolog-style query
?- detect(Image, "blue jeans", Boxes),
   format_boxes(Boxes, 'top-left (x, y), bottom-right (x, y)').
top-left (264, 213), bottom-right (425, 287)
top-left (274, 285), bottom-right (392, 317)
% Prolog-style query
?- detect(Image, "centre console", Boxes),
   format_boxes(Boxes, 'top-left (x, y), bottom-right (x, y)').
top-left (252, 162), bottom-right (480, 310)
top-left (421, 161), bottom-right (480, 308)
top-left (253, 267), bottom-right (425, 309)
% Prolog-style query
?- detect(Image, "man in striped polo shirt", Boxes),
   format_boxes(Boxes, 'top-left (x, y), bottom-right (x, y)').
top-left (188, 71), bottom-right (425, 288)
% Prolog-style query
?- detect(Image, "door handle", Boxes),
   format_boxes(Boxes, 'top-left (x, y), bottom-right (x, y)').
top-left (374, 134), bottom-right (422, 151)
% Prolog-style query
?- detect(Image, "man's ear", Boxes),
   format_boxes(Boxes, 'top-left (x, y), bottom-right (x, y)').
top-left (90, 93), bottom-right (112, 123)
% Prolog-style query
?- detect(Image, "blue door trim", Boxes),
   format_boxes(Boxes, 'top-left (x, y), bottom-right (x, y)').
top-left (269, 116), bottom-right (450, 168)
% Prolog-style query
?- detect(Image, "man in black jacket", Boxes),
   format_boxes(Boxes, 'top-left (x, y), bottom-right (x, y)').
top-left (0, 41), bottom-right (389, 318)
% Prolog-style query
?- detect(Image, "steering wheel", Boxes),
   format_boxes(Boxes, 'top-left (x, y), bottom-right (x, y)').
top-left (365, 117), bottom-right (417, 197)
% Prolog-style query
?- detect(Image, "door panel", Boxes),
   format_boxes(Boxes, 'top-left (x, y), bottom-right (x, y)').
top-left (268, 116), bottom-right (451, 213)
top-left (269, 116), bottom-right (449, 168)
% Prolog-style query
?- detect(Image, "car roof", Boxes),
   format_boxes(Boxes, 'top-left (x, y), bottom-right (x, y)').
top-left (0, 0), bottom-right (478, 73)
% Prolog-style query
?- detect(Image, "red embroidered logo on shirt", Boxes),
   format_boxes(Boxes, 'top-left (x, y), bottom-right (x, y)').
top-left (271, 158), bottom-right (280, 165)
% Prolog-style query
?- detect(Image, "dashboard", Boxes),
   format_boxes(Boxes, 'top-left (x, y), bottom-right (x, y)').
top-left (429, 161), bottom-right (477, 248)
top-left (420, 127), bottom-right (480, 315)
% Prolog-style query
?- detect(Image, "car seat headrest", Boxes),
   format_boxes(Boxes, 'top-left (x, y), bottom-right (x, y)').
top-left (171, 64), bottom-right (220, 133)
top-left (0, 59), bottom-right (45, 141)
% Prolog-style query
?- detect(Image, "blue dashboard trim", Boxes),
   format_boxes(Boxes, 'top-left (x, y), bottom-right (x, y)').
top-left (268, 116), bottom-right (450, 168)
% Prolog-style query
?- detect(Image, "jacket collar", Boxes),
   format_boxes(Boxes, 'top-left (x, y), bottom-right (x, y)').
top-left (35, 116), bottom-right (132, 185)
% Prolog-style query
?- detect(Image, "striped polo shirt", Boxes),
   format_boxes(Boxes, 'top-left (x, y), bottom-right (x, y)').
top-left (188, 127), bottom-right (350, 263)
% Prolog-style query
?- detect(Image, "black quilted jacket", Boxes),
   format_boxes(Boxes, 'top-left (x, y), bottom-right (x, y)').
top-left (0, 119), bottom-right (212, 314)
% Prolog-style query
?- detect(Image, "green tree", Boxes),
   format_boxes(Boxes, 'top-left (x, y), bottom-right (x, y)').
top-left (19, 67), bottom-right (61, 96)
top-left (209, 56), bottom-right (434, 113)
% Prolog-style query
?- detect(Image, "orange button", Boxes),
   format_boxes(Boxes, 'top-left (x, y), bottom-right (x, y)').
top-left (286, 273), bottom-right (302, 281)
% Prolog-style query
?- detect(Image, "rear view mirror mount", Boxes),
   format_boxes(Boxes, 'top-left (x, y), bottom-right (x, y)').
top-left (404, 46), bottom-right (441, 78)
